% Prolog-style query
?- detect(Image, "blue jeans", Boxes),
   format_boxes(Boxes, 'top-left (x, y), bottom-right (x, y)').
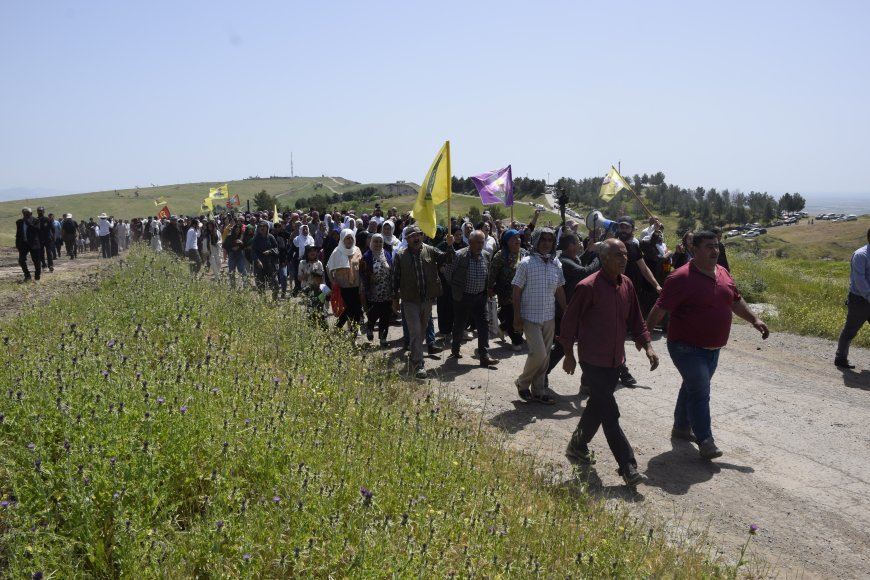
top-left (667, 341), bottom-right (720, 443)
top-left (227, 252), bottom-right (248, 287)
top-left (277, 264), bottom-right (288, 293)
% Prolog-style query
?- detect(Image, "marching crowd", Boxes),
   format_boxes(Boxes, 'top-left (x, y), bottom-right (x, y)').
top-left (15, 203), bottom-right (783, 487)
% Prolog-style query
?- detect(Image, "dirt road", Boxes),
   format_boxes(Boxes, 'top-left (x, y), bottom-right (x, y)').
top-left (421, 322), bottom-right (870, 578)
top-left (2, 252), bottom-right (867, 577)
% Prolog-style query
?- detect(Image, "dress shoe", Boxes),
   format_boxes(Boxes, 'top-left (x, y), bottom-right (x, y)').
top-left (479, 356), bottom-right (499, 367)
top-left (834, 358), bottom-right (855, 369)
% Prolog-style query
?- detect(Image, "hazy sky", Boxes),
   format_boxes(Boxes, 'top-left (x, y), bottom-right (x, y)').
top-left (2, 0), bottom-right (868, 198)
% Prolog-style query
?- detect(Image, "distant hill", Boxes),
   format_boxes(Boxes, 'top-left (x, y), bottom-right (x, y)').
top-left (0, 177), bottom-right (547, 246)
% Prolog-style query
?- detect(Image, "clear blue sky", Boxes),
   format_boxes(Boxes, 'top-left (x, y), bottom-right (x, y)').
top-left (2, 0), bottom-right (868, 199)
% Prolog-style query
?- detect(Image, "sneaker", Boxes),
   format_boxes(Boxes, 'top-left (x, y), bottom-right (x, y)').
top-left (834, 358), bottom-right (855, 369)
top-left (463, 331), bottom-right (473, 341)
top-left (671, 427), bottom-right (697, 442)
top-left (511, 343), bottom-right (522, 352)
top-left (619, 370), bottom-right (637, 387)
top-left (427, 344), bottom-right (441, 355)
top-left (698, 438), bottom-right (723, 459)
top-left (415, 368), bottom-right (428, 380)
top-left (622, 464), bottom-right (646, 487)
top-left (565, 442), bottom-right (595, 465)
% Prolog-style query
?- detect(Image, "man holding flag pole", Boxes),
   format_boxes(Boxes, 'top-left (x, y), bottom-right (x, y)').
top-left (395, 141), bottom-right (454, 379)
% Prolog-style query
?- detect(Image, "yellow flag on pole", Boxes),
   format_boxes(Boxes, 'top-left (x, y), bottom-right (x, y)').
top-left (153, 197), bottom-right (168, 206)
top-left (599, 166), bottom-right (630, 202)
top-left (273, 204), bottom-right (280, 224)
top-left (209, 184), bottom-right (229, 200)
top-left (201, 198), bottom-right (213, 212)
top-left (411, 141), bottom-right (451, 237)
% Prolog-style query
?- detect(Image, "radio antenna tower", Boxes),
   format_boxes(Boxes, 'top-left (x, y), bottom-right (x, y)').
top-left (291, 152), bottom-right (294, 178)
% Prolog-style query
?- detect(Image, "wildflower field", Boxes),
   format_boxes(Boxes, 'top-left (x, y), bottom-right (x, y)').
top-left (0, 249), bottom-right (724, 577)
top-left (731, 253), bottom-right (869, 347)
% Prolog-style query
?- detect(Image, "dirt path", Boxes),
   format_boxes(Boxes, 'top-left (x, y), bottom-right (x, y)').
top-left (414, 322), bottom-right (870, 578)
top-left (2, 252), bottom-right (867, 577)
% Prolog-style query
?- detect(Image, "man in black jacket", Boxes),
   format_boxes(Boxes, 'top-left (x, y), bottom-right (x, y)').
top-left (160, 216), bottom-right (185, 257)
top-left (15, 207), bottom-right (42, 282)
top-left (35, 207), bottom-right (54, 272)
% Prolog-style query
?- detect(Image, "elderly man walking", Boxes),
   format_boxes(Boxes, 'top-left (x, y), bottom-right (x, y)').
top-left (559, 239), bottom-right (658, 486)
top-left (15, 208), bottom-right (42, 282)
top-left (512, 228), bottom-right (567, 404)
top-left (646, 231), bottom-right (769, 460)
top-left (392, 225), bottom-right (453, 380)
top-left (446, 230), bottom-right (499, 367)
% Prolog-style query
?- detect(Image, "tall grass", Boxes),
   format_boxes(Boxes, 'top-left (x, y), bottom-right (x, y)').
top-left (731, 253), bottom-right (868, 347)
top-left (0, 249), bottom-right (725, 577)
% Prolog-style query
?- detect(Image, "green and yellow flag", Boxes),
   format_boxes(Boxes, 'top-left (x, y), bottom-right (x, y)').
top-left (153, 197), bottom-right (168, 206)
top-left (411, 141), bottom-right (451, 237)
top-left (201, 198), bottom-right (214, 213)
top-left (599, 166), bottom-right (630, 202)
top-left (209, 184), bottom-right (229, 200)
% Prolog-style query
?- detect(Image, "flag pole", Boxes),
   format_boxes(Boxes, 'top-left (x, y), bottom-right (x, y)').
top-left (614, 166), bottom-right (654, 218)
top-left (445, 140), bottom-right (451, 234)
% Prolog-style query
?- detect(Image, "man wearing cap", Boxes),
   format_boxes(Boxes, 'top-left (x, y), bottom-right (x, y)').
top-left (61, 213), bottom-right (79, 259)
top-left (15, 208), bottom-right (42, 282)
top-left (392, 225), bottom-right (454, 379)
top-left (512, 228), bottom-right (568, 404)
top-left (615, 215), bottom-right (661, 387)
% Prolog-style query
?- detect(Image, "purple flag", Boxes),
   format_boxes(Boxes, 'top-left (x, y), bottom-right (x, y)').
top-left (471, 165), bottom-right (513, 206)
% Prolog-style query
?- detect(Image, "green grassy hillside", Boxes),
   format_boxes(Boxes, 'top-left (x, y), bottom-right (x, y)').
top-left (1, 181), bottom-right (557, 246)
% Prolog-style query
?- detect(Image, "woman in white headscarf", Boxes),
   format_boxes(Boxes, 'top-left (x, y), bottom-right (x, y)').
top-left (326, 229), bottom-right (364, 331)
top-left (360, 233), bottom-right (393, 346)
top-left (381, 219), bottom-right (397, 253)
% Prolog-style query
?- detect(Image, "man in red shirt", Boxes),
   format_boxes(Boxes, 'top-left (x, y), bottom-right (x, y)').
top-left (646, 231), bottom-right (769, 460)
top-left (559, 239), bottom-right (659, 487)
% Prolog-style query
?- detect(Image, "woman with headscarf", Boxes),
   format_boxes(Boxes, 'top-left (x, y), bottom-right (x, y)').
top-left (360, 233), bottom-right (393, 346)
top-left (292, 224), bottom-right (315, 294)
top-left (200, 220), bottom-right (223, 282)
top-left (298, 245), bottom-right (323, 290)
top-left (488, 229), bottom-right (528, 350)
top-left (381, 219), bottom-right (397, 253)
top-left (327, 229), bottom-right (364, 331)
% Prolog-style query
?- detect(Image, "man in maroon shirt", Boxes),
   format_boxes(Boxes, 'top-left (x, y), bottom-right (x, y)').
top-left (559, 239), bottom-right (659, 487)
top-left (646, 231), bottom-right (769, 460)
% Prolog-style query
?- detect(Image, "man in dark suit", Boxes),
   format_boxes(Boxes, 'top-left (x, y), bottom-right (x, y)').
top-left (15, 207), bottom-right (42, 282)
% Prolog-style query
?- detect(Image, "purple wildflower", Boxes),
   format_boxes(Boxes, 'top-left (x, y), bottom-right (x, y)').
top-left (180, 405), bottom-right (188, 414)
top-left (0, 501), bottom-right (9, 508)
top-left (243, 554), bottom-right (251, 561)
top-left (273, 496), bottom-right (281, 503)
top-left (216, 521), bottom-right (224, 531)
top-left (110, 457), bottom-right (116, 466)
top-left (157, 397), bottom-right (165, 405)
top-left (360, 487), bottom-right (373, 505)
top-left (26, 443), bottom-right (35, 451)
top-left (749, 523), bottom-right (759, 534)
top-left (106, 339), bottom-right (115, 348)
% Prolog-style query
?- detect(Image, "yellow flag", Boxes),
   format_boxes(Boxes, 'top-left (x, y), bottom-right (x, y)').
top-left (153, 197), bottom-right (168, 206)
top-left (599, 166), bottom-right (630, 202)
top-left (411, 141), bottom-right (451, 237)
top-left (273, 204), bottom-right (280, 224)
top-left (209, 184), bottom-right (229, 199)
top-left (201, 198), bottom-right (213, 212)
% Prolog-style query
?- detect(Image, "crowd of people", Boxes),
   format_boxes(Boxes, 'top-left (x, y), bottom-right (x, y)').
top-left (14, 202), bottom-right (787, 487)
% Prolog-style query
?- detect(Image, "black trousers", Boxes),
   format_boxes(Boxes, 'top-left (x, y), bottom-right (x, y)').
top-left (366, 300), bottom-right (392, 339)
top-left (572, 362), bottom-right (636, 474)
top-left (452, 291), bottom-right (489, 355)
top-left (100, 235), bottom-right (111, 258)
top-left (837, 293), bottom-right (870, 360)
top-left (18, 247), bottom-right (41, 279)
top-left (337, 286), bottom-right (363, 328)
top-left (40, 244), bottom-right (53, 269)
top-left (436, 275), bottom-right (453, 334)
top-left (186, 249), bottom-right (202, 275)
top-left (64, 238), bottom-right (77, 258)
top-left (497, 303), bottom-right (524, 345)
